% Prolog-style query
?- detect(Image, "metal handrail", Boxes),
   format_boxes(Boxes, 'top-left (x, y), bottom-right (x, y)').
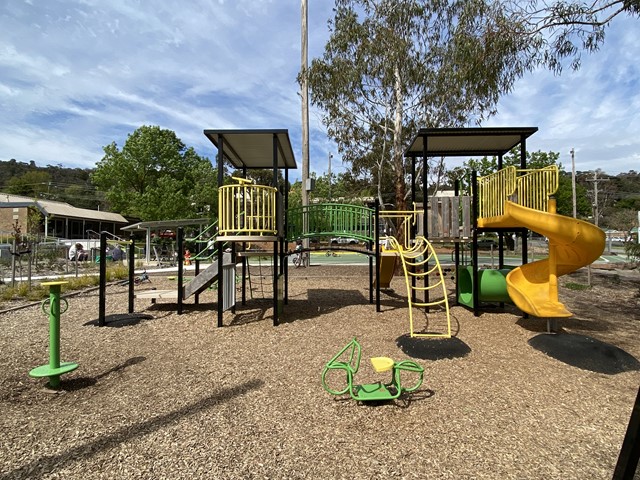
top-left (477, 166), bottom-right (559, 219)
top-left (380, 204), bottom-right (419, 249)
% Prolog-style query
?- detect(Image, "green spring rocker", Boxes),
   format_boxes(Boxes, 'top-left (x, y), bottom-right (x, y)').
top-left (321, 338), bottom-right (423, 402)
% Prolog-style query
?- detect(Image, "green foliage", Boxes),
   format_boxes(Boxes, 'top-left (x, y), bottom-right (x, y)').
top-left (6, 170), bottom-right (51, 197)
top-left (91, 125), bottom-right (218, 221)
top-left (624, 241), bottom-right (640, 264)
top-left (0, 159), bottom-right (100, 208)
top-left (492, 0), bottom-right (637, 74)
top-left (555, 174), bottom-right (591, 218)
top-left (306, 0), bottom-right (516, 213)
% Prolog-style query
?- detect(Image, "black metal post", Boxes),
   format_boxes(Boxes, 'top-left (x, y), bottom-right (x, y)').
top-left (98, 231), bottom-right (107, 326)
top-left (128, 235), bottom-right (135, 313)
top-left (177, 227), bottom-right (184, 315)
top-left (422, 136), bottom-right (429, 306)
top-left (217, 134), bottom-right (224, 327)
top-left (454, 179), bottom-right (461, 305)
top-left (272, 133), bottom-right (279, 326)
top-left (284, 167), bottom-right (289, 305)
top-left (375, 199), bottom-right (380, 312)
top-left (472, 170), bottom-right (480, 316)
top-left (613, 386), bottom-right (640, 480)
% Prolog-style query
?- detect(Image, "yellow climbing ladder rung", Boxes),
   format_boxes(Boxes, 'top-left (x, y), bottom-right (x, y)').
top-left (413, 300), bottom-right (448, 308)
top-left (411, 282), bottom-right (445, 292)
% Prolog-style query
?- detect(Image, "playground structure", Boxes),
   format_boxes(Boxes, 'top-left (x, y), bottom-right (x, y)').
top-left (404, 127), bottom-right (605, 324)
top-left (137, 127), bottom-right (606, 332)
top-left (321, 338), bottom-right (424, 402)
top-left (476, 165), bottom-right (605, 317)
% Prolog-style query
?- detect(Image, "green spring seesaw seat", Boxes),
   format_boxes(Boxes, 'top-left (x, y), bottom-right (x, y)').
top-left (321, 338), bottom-right (424, 402)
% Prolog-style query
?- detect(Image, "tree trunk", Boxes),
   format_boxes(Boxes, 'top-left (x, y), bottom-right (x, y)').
top-left (392, 64), bottom-right (407, 246)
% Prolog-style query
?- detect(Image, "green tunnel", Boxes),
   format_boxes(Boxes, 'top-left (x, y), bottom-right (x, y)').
top-left (457, 266), bottom-right (513, 308)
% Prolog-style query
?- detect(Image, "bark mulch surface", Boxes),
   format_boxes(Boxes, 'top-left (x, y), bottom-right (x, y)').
top-left (1, 265), bottom-right (638, 479)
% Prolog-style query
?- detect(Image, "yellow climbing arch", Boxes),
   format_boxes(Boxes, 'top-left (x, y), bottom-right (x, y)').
top-left (387, 236), bottom-right (452, 338)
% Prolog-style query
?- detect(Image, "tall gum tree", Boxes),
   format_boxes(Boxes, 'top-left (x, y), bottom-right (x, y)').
top-left (305, 0), bottom-right (636, 230)
top-left (305, 0), bottom-right (521, 242)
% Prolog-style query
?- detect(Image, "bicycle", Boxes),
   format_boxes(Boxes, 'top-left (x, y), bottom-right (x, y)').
top-left (134, 270), bottom-right (151, 285)
top-left (326, 250), bottom-right (337, 257)
top-left (293, 248), bottom-right (308, 268)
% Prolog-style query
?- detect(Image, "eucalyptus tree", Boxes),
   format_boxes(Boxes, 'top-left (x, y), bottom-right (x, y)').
top-left (304, 0), bottom-right (520, 220)
top-left (496, 0), bottom-right (638, 73)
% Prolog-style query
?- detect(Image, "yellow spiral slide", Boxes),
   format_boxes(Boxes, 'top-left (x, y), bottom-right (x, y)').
top-left (479, 201), bottom-right (605, 318)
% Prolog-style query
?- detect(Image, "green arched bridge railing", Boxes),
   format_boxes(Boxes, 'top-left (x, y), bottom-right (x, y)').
top-left (287, 203), bottom-right (375, 243)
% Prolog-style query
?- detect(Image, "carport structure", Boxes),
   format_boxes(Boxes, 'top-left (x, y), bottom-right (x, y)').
top-left (122, 218), bottom-right (210, 264)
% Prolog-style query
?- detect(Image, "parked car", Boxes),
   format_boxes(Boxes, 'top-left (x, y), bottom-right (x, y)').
top-left (159, 229), bottom-right (176, 239)
top-left (330, 237), bottom-right (359, 245)
top-left (467, 237), bottom-right (498, 249)
top-left (477, 238), bottom-right (498, 249)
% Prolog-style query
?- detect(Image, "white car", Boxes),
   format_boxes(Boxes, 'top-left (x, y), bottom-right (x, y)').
top-left (330, 237), bottom-right (359, 245)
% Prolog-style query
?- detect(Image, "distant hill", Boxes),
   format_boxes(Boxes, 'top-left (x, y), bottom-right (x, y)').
top-left (0, 158), bottom-right (105, 210)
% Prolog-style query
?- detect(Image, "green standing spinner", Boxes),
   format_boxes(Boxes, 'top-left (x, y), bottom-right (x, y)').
top-left (29, 281), bottom-right (78, 388)
top-left (321, 338), bottom-right (423, 402)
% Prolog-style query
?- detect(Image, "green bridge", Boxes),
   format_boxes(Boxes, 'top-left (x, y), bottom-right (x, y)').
top-left (287, 203), bottom-right (376, 244)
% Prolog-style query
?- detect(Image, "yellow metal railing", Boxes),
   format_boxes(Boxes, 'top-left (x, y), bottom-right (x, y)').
top-left (380, 204), bottom-right (418, 249)
top-left (477, 166), bottom-right (517, 218)
top-left (218, 178), bottom-right (278, 236)
top-left (514, 166), bottom-right (559, 213)
top-left (477, 166), bottom-right (559, 218)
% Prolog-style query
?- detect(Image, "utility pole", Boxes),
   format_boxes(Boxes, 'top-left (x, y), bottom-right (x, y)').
top-left (300, 0), bottom-right (309, 213)
top-left (587, 170), bottom-right (609, 227)
top-left (570, 148), bottom-right (576, 219)
top-left (586, 170), bottom-right (609, 286)
top-left (300, 0), bottom-right (310, 246)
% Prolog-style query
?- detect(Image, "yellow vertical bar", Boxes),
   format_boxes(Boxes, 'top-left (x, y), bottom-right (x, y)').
top-left (548, 197), bottom-right (558, 303)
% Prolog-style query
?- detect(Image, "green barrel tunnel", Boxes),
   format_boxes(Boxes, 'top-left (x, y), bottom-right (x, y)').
top-left (457, 266), bottom-right (513, 308)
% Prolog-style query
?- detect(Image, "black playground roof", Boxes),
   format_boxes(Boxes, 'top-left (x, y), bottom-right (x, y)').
top-left (203, 129), bottom-right (297, 170)
top-left (405, 127), bottom-right (538, 157)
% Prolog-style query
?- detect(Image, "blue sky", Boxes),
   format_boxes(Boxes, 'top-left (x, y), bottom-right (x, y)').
top-left (1, 1), bottom-right (638, 182)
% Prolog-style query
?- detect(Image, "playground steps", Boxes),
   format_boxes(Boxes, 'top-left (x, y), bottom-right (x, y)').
top-left (183, 253), bottom-right (232, 299)
top-left (135, 289), bottom-right (179, 299)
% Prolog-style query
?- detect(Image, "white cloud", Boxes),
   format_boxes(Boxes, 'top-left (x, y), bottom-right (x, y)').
top-left (0, 1), bottom-right (636, 183)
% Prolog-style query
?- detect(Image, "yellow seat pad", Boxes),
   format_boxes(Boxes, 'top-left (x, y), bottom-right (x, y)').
top-left (370, 356), bottom-right (394, 373)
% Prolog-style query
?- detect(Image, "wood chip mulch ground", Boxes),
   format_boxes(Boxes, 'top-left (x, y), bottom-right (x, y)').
top-left (1, 264), bottom-right (639, 479)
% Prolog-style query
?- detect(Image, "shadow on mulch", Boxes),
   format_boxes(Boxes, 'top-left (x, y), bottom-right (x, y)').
top-left (528, 333), bottom-right (640, 375)
top-left (1, 379), bottom-right (264, 480)
top-left (83, 313), bottom-right (155, 328)
top-left (61, 356), bottom-right (147, 391)
top-left (277, 288), bottom-right (369, 325)
top-left (396, 334), bottom-right (471, 360)
top-left (147, 302), bottom-right (218, 313)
